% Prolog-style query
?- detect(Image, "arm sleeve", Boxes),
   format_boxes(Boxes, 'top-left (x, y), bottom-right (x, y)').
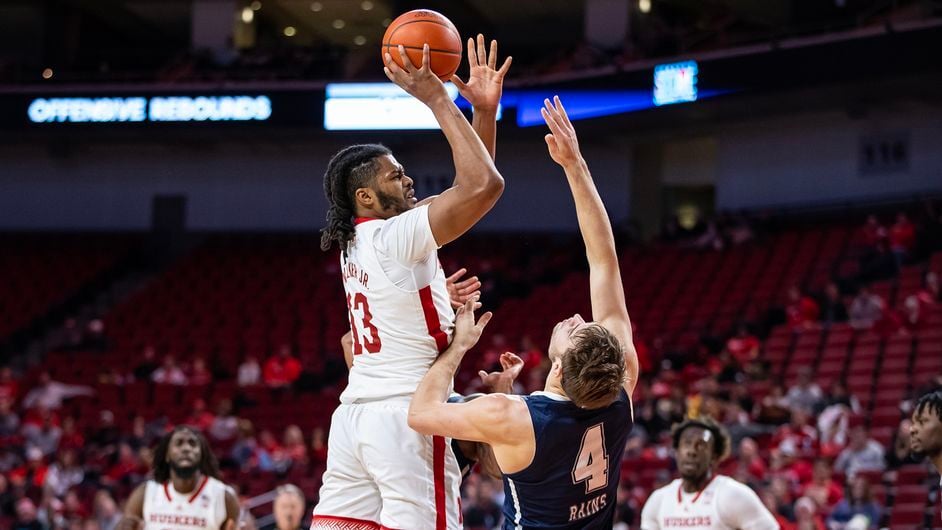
top-left (716, 480), bottom-right (779, 530)
top-left (375, 205), bottom-right (440, 265)
top-left (639, 488), bottom-right (663, 530)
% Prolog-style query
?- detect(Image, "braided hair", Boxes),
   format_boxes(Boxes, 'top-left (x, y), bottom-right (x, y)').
top-left (915, 390), bottom-right (942, 422)
top-left (320, 144), bottom-right (392, 254)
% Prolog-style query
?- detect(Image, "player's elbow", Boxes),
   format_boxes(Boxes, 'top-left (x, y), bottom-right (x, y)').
top-left (470, 170), bottom-right (504, 202)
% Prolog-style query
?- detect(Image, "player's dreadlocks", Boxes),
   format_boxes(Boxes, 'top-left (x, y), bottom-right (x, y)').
top-left (320, 144), bottom-right (392, 254)
top-left (153, 426), bottom-right (220, 483)
top-left (915, 390), bottom-right (942, 421)
top-left (671, 416), bottom-right (732, 463)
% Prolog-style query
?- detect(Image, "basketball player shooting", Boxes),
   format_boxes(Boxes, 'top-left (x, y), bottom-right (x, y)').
top-left (910, 390), bottom-right (942, 522)
top-left (640, 417), bottom-right (777, 530)
top-left (311, 37), bottom-right (509, 530)
top-left (408, 96), bottom-right (639, 529)
top-left (118, 426), bottom-right (240, 530)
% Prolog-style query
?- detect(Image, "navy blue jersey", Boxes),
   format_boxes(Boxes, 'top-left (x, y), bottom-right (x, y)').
top-left (502, 390), bottom-right (632, 530)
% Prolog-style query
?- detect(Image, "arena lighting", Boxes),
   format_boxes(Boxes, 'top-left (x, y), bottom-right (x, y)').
top-left (325, 82), bottom-right (500, 130)
top-left (653, 60), bottom-right (698, 106)
top-left (26, 95), bottom-right (272, 123)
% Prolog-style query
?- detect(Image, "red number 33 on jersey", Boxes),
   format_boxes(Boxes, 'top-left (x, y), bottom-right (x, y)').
top-left (347, 293), bottom-right (382, 355)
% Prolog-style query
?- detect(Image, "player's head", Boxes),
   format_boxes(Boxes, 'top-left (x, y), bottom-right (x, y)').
top-left (153, 426), bottom-right (220, 483)
top-left (320, 144), bottom-right (417, 252)
top-left (273, 484), bottom-right (305, 530)
top-left (671, 417), bottom-right (731, 482)
top-left (910, 390), bottom-right (942, 460)
top-left (547, 314), bottom-right (625, 409)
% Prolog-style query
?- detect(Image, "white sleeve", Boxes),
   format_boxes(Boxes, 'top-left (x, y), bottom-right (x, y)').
top-left (640, 488), bottom-right (664, 530)
top-left (716, 480), bottom-right (779, 530)
top-left (375, 205), bottom-right (440, 265)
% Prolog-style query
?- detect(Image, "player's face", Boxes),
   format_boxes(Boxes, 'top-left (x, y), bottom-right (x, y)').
top-left (910, 407), bottom-right (942, 458)
top-left (548, 314), bottom-right (591, 361)
top-left (370, 155), bottom-right (416, 216)
top-left (273, 494), bottom-right (303, 530)
top-left (167, 429), bottom-right (201, 478)
top-left (676, 427), bottom-right (714, 481)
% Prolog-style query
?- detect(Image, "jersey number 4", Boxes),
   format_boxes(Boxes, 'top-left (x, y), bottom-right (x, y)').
top-left (571, 423), bottom-right (609, 494)
top-left (347, 293), bottom-right (381, 355)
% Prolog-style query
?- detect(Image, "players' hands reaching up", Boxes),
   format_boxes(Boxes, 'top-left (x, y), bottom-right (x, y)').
top-left (541, 96), bottom-right (584, 170)
top-left (384, 44), bottom-right (449, 107)
top-left (451, 299), bottom-right (492, 353)
top-left (451, 34), bottom-right (512, 113)
top-left (478, 352), bottom-right (524, 394)
top-left (446, 268), bottom-right (482, 310)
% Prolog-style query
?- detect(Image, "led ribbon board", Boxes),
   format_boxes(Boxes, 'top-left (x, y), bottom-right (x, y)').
top-left (27, 95), bottom-right (272, 123)
top-left (653, 60), bottom-right (698, 106)
top-left (325, 83), bottom-right (493, 130)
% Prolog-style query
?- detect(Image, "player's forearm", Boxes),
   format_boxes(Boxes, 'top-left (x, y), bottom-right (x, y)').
top-left (563, 160), bottom-right (618, 267)
top-left (410, 343), bottom-right (469, 420)
top-left (471, 108), bottom-right (498, 160)
top-left (428, 98), bottom-right (503, 193)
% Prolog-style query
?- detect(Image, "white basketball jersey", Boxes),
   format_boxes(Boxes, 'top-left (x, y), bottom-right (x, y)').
top-left (640, 476), bottom-right (778, 530)
top-left (339, 205), bottom-right (454, 404)
top-left (142, 476), bottom-right (228, 530)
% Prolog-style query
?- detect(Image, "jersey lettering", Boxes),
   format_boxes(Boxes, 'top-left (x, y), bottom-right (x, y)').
top-left (571, 423), bottom-right (608, 493)
top-left (568, 493), bottom-right (607, 521)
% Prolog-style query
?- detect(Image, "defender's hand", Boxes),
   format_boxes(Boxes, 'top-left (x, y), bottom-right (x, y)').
top-left (541, 96), bottom-right (583, 169)
top-left (478, 352), bottom-right (524, 393)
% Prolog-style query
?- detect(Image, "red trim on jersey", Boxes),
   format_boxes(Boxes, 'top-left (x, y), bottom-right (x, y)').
top-left (419, 286), bottom-right (448, 353)
top-left (433, 435), bottom-right (447, 530)
top-left (187, 476), bottom-right (210, 503)
top-left (310, 514), bottom-right (381, 529)
top-left (676, 475), bottom-right (718, 504)
top-left (163, 483), bottom-right (172, 502)
top-left (354, 217), bottom-right (380, 225)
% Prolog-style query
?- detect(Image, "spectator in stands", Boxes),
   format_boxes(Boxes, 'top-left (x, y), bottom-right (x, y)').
top-left (920, 271), bottom-right (941, 303)
top-left (255, 429), bottom-right (288, 473)
top-left (263, 345), bottom-right (302, 388)
top-left (800, 458), bottom-right (843, 512)
top-left (0, 396), bottom-right (20, 436)
top-left (132, 345), bottom-right (159, 381)
top-left (899, 294), bottom-right (928, 333)
top-left (122, 416), bottom-right (148, 450)
top-left (13, 497), bottom-right (41, 530)
top-left (43, 449), bottom-right (83, 498)
top-left (230, 420), bottom-right (258, 470)
top-left (188, 357), bottom-right (212, 386)
top-left (184, 399), bottom-right (214, 432)
top-left (209, 399), bottom-right (239, 442)
top-left (726, 324), bottom-right (760, 365)
top-left (731, 437), bottom-right (767, 485)
top-left (282, 425), bottom-right (307, 469)
top-left (22, 409), bottom-right (61, 457)
top-left (793, 496), bottom-right (826, 530)
top-left (786, 367), bottom-right (824, 413)
top-left (272, 484), bottom-right (305, 530)
top-left (756, 383), bottom-right (792, 425)
top-left (89, 410), bottom-right (120, 453)
top-left (834, 422), bottom-right (885, 480)
top-left (21, 372), bottom-right (93, 410)
top-left (760, 490), bottom-right (793, 530)
top-left (826, 476), bottom-right (882, 529)
top-left (309, 427), bottom-right (327, 468)
top-left (774, 407), bottom-right (819, 456)
top-left (102, 443), bottom-right (141, 488)
top-left (150, 356), bottom-right (186, 385)
top-left (0, 474), bottom-right (13, 519)
top-left (237, 355), bottom-right (261, 387)
top-left (848, 287), bottom-right (884, 330)
top-left (462, 474), bottom-right (502, 529)
top-left (771, 438), bottom-right (814, 486)
top-left (888, 212), bottom-right (916, 267)
top-left (786, 286), bottom-right (820, 330)
top-left (884, 419), bottom-right (915, 473)
top-left (92, 491), bottom-right (120, 530)
top-left (818, 282), bottom-right (848, 325)
top-left (0, 367), bottom-right (18, 403)
top-left (9, 447), bottom-right (47, 490)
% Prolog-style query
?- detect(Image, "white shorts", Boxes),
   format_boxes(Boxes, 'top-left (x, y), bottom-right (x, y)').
top-left (311, 400), bottom-right (462, 530)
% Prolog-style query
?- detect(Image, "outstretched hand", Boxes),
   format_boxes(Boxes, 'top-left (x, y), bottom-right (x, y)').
top-left (384, 44), bottom-right (449, 107)
top-left (478, 351), bottom-right (524, 393)
top-left (446, 268), bottom-right (482, 310)
top-left (541, 95), bottom-right (583, 169)
top-left (451, 299), bottom-right (492, 353)
top-left (451, 34), bottom-right (512, 113)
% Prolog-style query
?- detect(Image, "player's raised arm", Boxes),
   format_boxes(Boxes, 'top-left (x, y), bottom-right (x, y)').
top-left (452, 34), bottom-right (512, 161)
top-left (384, 44), bottom-right (504, 247)
top-left (541, 96), bottom-right (639, 394)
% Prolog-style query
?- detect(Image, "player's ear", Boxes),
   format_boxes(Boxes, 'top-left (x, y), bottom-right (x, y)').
top-left (354, 187), bottom-right (375, 208)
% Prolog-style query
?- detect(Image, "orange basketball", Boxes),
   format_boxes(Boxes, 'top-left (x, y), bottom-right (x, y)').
top-left (382, 10), bottom-right (462, 82)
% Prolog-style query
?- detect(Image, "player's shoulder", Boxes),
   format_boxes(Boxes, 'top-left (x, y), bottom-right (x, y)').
top-left (648, 478), bottom-right (681, 500)
top-left (714, 475), bottom-right (759, 498)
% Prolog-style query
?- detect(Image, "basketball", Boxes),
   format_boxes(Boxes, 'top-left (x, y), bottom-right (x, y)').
top-left (382, 9), bottom-right (462, 82)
